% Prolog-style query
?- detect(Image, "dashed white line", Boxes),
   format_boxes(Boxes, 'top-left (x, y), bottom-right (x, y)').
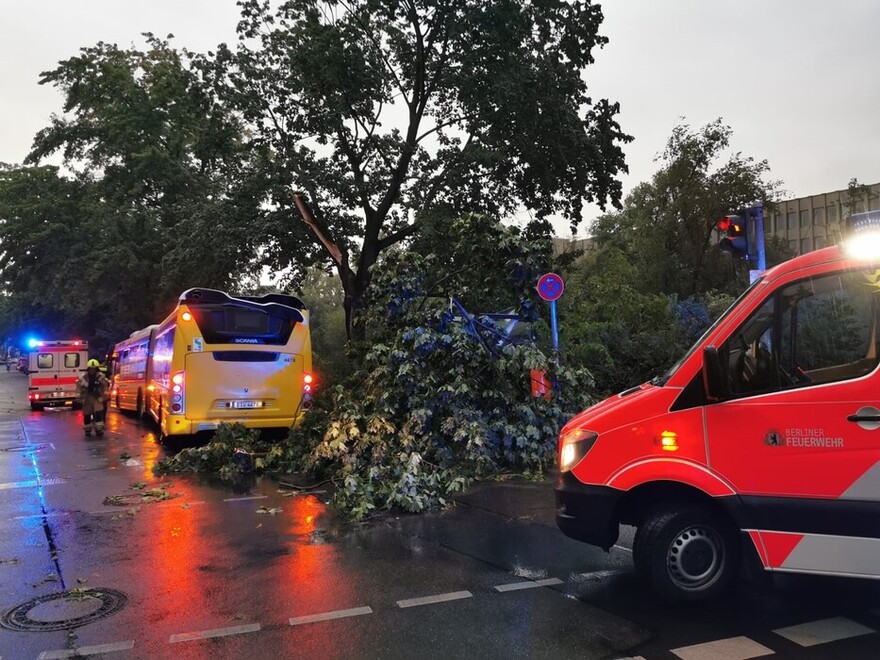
top-left (38, 640), bottom-right (134, 658)
top-left (773, 616), bottom-right (875, 647)
top-left (0, 477), bottom-right (65, 490)
top-left (494, 577), bottom-right (563, 592)
top-left (223, 495), bottom-right (268, 502)
top-left (170, 623), bottom-right (261, 643)
top-left (12, 511), bottom-right (69, 521)
top-left (290, 605), bottom-right (373, 625)
top-left (397, 591), bottom-right (473, 608)
top-left (671, 636), bottom-right (774, 660)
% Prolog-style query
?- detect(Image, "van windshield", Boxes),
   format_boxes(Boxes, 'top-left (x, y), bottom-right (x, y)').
top-left (653, 276), bottom-right (765, 386)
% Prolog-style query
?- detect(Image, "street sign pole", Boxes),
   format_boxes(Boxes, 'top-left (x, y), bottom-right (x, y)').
top-left (748, 202), bottom-right (767, 283)
top-left (550, 300), bottom-right (559, 359)
top-left (755, 203), bottom-right (767, 272)
top-left (537, 273), bottom-right (565, 366)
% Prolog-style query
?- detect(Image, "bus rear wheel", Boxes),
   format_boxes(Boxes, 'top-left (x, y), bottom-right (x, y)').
top-left (633, 504), bottom-right (740, 603)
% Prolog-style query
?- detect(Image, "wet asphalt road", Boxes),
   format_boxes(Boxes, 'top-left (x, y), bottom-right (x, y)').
top-left (0, 371), bottom-right (878, 659)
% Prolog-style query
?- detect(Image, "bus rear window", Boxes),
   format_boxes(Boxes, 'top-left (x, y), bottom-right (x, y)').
top-left (192, 305), bottom-right (294, 345)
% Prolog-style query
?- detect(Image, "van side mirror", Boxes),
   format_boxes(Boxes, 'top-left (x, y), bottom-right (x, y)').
top-left (702, 345), bottom-right (728, 401)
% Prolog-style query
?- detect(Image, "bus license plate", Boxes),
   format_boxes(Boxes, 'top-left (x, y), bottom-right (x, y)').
top-left (231, 400), bottom-right (262, 409)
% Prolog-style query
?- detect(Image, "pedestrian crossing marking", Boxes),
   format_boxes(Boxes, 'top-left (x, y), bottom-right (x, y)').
top-left (671, 636), bottom-right (774, 660)
top-left (773, 616), bottom-right (875, 647)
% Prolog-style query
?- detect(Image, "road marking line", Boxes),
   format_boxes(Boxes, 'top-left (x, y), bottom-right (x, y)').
top-left (223, 495), bottom-right (268, 502)
top-left (12, 512), bottom-right (69, 521)
top-left (0, 477), bottom-right (65, 491)
top-left (170, 623), bottom-right (261, 643)
top-left (495, 577), bottom-right (563, 592)
top-left (38, 640), bottom-right (135, 658)
top-left (773, 616), bottom-right (875, 647)
top-left (290, 606), bottom-right (373, 625)
top-left (671, 636), bottom-right (774, 659)
top-left (397, 591), bottom-right (473, 608)
top-left (612, 544), bottom-right (633, 553)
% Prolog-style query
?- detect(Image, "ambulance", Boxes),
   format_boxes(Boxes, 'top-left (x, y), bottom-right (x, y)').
top-left (556, 217), bottom-right (880, 602)
top-left (26, 339), bottom-right (88, 410)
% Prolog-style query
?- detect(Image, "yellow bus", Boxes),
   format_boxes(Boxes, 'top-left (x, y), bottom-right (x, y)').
top-left (111, 288), bottom-right (313, 440)
top-left (111, 325), bottom-right (157, 416)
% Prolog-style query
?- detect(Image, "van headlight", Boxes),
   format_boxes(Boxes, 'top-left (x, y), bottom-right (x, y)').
top-left (559, 429), bottom-right (598, 472)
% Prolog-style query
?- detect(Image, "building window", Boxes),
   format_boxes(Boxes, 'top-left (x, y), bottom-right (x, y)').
top-left (827, 205), bottom-right (838, 223)
top-left (787, 212), bottom-right (797, 230)
top-left (815, 236), bottom-right (827, 249)
top-left (813, 208), bottom-right (825, 226)
top-left (801, 237), bottom-right (813, 253)
top-left (800, 210), bottom-right (810, 228)
top-left (789, 240), bottom-right (798, 253)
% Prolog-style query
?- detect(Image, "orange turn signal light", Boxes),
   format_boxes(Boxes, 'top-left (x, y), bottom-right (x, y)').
top-left (658, 430), bottom-right (679, 452)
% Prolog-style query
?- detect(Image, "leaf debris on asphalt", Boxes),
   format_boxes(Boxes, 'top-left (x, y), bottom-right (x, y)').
top-left (65, 587), bottom-right (102, 602)
top-left (119, 452), bottom-right (131, 460)
top-left (130, 482), bottom-right (147, 490)
top-left (256, 505), bottom-right (282, 515)
top-left (32, 573), bottom-right (59, 588)
top-left (0, 557), bottom-right (20, 565)
top-left (103, 491), bottom-right (181, 506)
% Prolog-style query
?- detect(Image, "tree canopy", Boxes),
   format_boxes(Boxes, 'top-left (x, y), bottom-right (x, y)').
top-left (590, 119), bottom-right (783, 298)
top-left (207, 0), bottom-right (630, 334)
top-left (556, 119), bottom-right (792, 394)
top-left (0, 35), bottom-right (263, 351)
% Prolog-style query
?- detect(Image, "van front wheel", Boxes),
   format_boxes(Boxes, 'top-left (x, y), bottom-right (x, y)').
top-left (634, 504), bottom-right (740, 603)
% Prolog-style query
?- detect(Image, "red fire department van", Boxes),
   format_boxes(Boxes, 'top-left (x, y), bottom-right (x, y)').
top-left (556, 238), bottom-right (880, 601)
top-left (27, 340), bottom-right (88, 410)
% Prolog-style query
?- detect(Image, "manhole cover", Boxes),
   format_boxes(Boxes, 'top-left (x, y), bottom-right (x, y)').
top-left (1, 444), bottom-right (52, 453)
top-left (0, 589), bottom-right (127, 632)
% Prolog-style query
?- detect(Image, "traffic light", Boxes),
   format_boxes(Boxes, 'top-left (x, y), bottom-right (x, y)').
top-left (717, 214), bottom-right (748, 259)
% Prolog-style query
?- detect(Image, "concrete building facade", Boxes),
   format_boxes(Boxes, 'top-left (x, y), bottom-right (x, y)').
top-left (764, 182), bottom-right (880, 255)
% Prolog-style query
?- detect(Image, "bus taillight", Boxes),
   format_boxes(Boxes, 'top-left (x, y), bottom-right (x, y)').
top-left (302, 372), bottom-right (314, 409)
top-left (170, 371), bottom-right (185, 414)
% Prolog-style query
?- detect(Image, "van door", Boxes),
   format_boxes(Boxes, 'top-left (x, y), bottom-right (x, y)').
top-left (29, 350), bottom-right (59, 396)
top-left (706, 267), bottom-right (880, 577)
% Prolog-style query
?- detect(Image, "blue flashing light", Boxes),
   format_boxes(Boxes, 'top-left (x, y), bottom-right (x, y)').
top-left (847, 211), bottom-right (880, 234)
top-left (26, 338), bottom-right (40, 349)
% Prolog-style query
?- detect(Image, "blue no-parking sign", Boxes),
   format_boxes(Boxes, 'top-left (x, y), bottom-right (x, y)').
top-left (537, 273), bottom-right (564, 302)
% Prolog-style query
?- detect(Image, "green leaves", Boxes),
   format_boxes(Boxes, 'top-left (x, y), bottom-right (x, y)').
top-left (3, 35), bottom-right (264, 347)
top-left (282, 214), bottom-right (594, 518)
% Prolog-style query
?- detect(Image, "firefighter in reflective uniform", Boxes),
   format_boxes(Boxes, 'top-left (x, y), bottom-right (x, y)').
top-left (76, 359), bottom-right (110, 436)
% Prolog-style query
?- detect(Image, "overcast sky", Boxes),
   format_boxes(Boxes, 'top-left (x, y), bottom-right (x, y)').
top-left (2, 1), bottom-right (878, 237)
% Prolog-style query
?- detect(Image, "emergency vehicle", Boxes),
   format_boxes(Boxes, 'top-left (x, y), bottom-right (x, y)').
top-left (556, 223), bottom-right (880, 602)
top-left (26, 340), bottom-right (88, 410)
